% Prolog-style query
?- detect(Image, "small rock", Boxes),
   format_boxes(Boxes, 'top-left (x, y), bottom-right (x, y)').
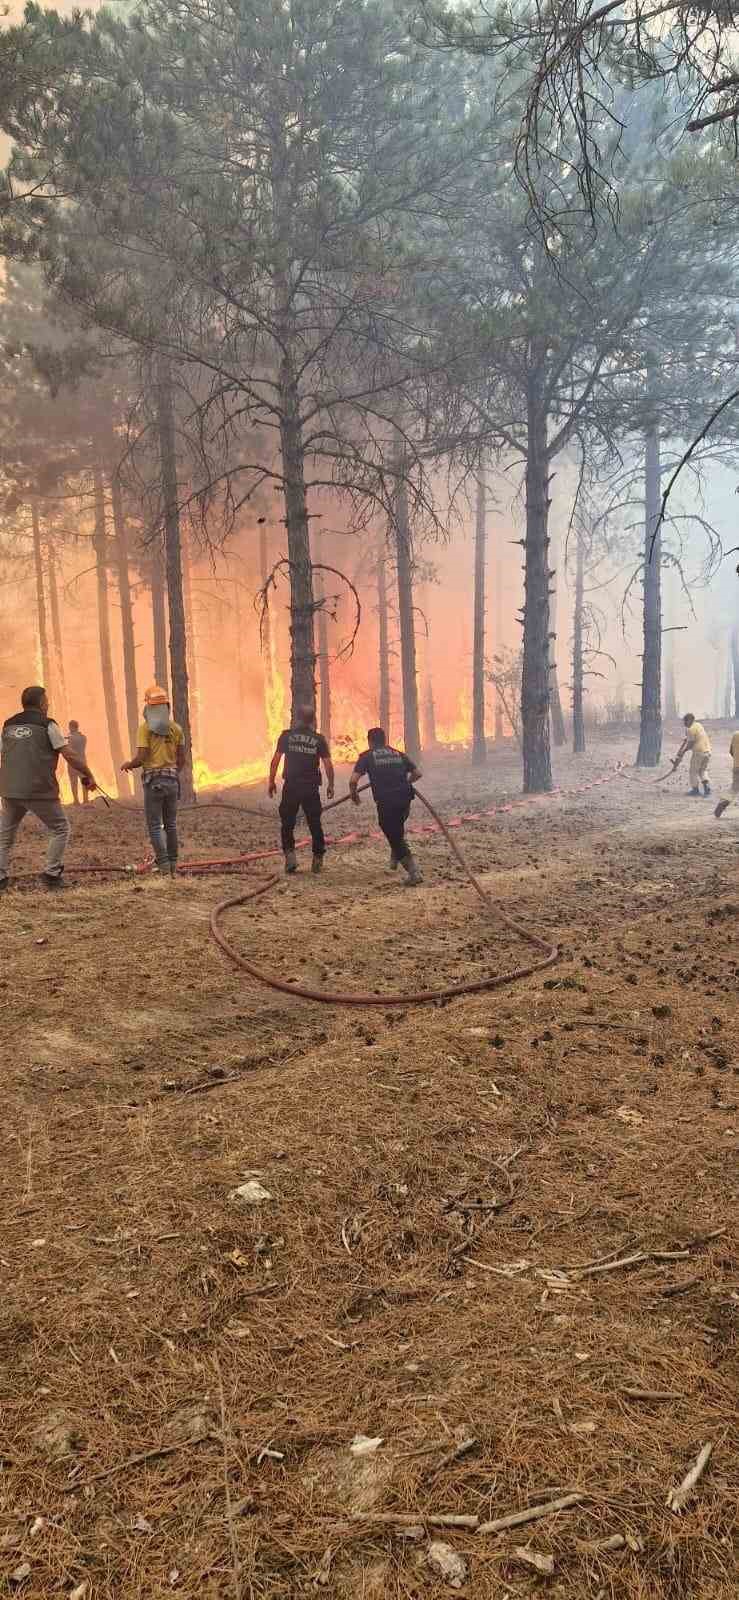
top-left (349, 1434), bottom-right (383, 1457)
top-left (33, 1409), bottom-right (82, 1460)
top-left (70, 1587), bottom-right (89, 1600)
top-left (133, 1514), bottom-right (154, 1534)
top-left (9, 1563), bottom-right (31, 1586)
top-left (165, 1400), bottom-right (212, 1443)
top-left (230, 1180), bottom-right (273, 1205)
top-left (29, 1517), bottom-right (45, 1538)
top-left (426, 1540), bottom-right (468, 1589)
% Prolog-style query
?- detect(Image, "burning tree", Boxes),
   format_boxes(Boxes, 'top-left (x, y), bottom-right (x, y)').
top-left (0, 0), bottom-right (469, 730)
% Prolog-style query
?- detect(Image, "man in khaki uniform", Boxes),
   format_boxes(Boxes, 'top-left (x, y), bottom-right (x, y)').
top-left (673, 713), bottom-right (711, 797)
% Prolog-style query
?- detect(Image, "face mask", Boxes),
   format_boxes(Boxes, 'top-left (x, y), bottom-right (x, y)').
top-left (145, 705), bottom-right (170, 735)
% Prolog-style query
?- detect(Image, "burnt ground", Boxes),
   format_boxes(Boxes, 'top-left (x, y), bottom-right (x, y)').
top-left (1, 733), bottom-right (737, 1599)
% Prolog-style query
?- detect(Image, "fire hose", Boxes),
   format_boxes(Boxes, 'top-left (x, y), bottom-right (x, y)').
top-left (209, 785), bottom-right (559, 1007)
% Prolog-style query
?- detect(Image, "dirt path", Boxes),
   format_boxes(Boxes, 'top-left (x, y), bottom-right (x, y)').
top-left (1, 744), bottom-right (737, 1598)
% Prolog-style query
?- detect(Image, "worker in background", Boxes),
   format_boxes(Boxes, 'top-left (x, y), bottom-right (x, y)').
top-left (673, 713), bottom-right (712, 797)
top-left (122, 685), bottom-right (186, 877)
top-left (67, 720), bottom-right (90, 805)
top-left (0, 684), bottom-right (96, 892)
top-left (268, 704), bottom-right (334, 874)
top-left (714, 725), bottom-right (739, 818)
top-left (350, 727), bottom-right (423, 886)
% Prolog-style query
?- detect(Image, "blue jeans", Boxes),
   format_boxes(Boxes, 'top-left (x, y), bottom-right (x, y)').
top-left (144, 784), bottom-right (179, 867)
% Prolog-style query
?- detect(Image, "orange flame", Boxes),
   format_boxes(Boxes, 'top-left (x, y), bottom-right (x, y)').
top-left (436, 686), bottom-right (472, 748)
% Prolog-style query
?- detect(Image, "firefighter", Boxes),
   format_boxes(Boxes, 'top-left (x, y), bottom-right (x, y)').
top-left (121, 685), bottom-right (186, 876)
top-left (268, 704), bottom-right (334, 874)
top-left (0, 685), bottom-right (96, 891)
top-left (350, 727), bottom-right (423, 885)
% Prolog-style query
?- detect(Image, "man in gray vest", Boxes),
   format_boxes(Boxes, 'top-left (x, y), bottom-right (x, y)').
top-left (0, 685), bottom-right (97, 891)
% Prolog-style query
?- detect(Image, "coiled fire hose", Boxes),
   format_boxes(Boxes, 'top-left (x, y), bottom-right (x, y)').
top-left (209, 785), bottom-right (559, 1006)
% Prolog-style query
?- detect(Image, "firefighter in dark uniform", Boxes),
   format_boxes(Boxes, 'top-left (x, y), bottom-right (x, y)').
top-left (350, 727), bottom-right (423, 885)
top-left (268, 704), bottom-right (334, 874)
top-left (0, 685), bottom-right (96, 891)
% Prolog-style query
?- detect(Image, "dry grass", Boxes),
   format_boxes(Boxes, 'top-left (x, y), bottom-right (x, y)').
top-left (1, 738), bottom-right (737, 1597)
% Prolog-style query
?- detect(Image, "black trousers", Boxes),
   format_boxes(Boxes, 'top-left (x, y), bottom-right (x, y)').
top-left (376, 797), bottom-right (411, 860)
top-left (279, 783), bottom-right (325, 856)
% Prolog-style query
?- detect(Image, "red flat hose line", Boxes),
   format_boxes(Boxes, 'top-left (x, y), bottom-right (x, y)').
top-left (209, 787), bottom-right (559, 1007)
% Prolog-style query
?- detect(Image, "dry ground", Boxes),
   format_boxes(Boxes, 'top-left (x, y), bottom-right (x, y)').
top-left (1, 735), bottom-right (737, 1599)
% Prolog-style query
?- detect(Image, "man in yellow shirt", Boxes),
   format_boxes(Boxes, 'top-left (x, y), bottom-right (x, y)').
top-left (673, 713), bottom-right (711, 797)
top-left (714, 728), bottom-right (739, 819)
top-left (122, 685), bottom-right (186, 875)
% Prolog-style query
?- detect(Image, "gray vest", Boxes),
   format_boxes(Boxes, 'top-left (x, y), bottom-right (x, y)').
top-left (0, 710), bottom-right (61, 801)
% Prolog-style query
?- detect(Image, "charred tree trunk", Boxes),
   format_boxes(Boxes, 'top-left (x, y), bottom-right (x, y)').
top-left (472, 461), bottom-right (487, 765)
top-left (314, 531), bottom-right (331, 744)
top-left (181, 532), bottom-right (200, 758)
top-left (572, 530), bottom-right (586, 755)
top-left (521, 372), bottom-right (553, 792)
top-left (549, 529), bottom-right (566, 747)
top-left (151, 544), bottom-right (169, 694)
top-left (109, 470), bottom-right (139, 756)
top-left (377, 535), bottom-right (391, 736)
top-left (155, 356), bottom-right (194, 802)
top-left (394, 475), bottom-right (421, 764)
top-left (731, 626), bottom-right (739, 719)
top-left (92, 464), bottom-right (130, 797)
top-left (31, 498), bottom-right (52, 693)
top-left (636, 395), bottom-right (662, 768)
top-left (46, 537), bottom-right (68, 727)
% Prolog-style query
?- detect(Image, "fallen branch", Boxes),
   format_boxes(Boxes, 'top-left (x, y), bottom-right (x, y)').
top-left (577, 1251), bottom-right (646, 1277)
top-left (621, 1388), bottom-right (682, 1402)
top-left (478, 1492), bottom-right (584, 1535)
top-left (432, 1438), bottom-right (478, 1477)
top-left (351, 1512), bottom-right (479, 1529)
top-left (661, 1277), bottom-right (703, 1298)
top-left (76, 1435), bottom-right (211, 1486)
top-left (667, 1442), bottom-right (713, 1513)
top-left (591, 1533), bottom-right (626, 1551)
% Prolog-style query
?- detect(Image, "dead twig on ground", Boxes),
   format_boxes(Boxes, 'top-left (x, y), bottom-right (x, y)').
top-left (667, 1442), bottom-right (713, 1512)
top-left (215, 1355), bottom-right (243, 1600)
top-left (76, 1436), bottom-right (212, 1486)
top-left (478, 1492), bottom-right (585, 1535)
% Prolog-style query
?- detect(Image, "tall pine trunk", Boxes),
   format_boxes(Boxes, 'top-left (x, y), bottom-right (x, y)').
top-left (278, 345), bottom-right (315, 718)
top-left (377, 534), bottom-right (391, 735)
top-left (92, 464), bottom-right (130, 797)
top-left (731, 626), bottom-right (739, 718)
top-left (636, 393), bottom-right (662, 768)
top-left (109, 469), bottom-right (139, 756)
top-left (155, 356), bottom-right (194, 802)
top-left (549, 528), bottom-right (566, 746)
top-left (259, 523), bottom-right (275, 740)
top-left (521, 372), bottom-right (553, 792)
top-left (494, 531), bottom-right (504, 741)
top-left (572, 530), bottom-right (586, 755)
top-left (472, 461), bottom-right (487, 765)
top-left (314, 531), bottom-right (331, 743)
top-left (46, 536), bottom-right (68, 727)
top-left (181, 532), bottom-right (200, 758)
top-left (394, 474), bottom-right (421, 763)
top-left (151, 545), bottom-right (169, 693)
top-left (31, 498), bottom-right (52, 692)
